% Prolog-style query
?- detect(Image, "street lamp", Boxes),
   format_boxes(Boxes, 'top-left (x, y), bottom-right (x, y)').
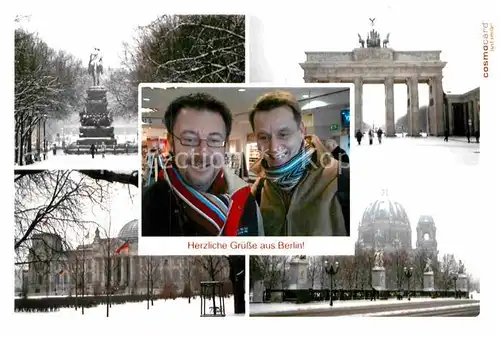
top-left (404, 266), bottom-right (413, 301)
top-left (163, 259), bottom-right (168, 287)
top-left (324, 260), bottom-right (340, 306)
top-left (452, 274), bottom-right (458, 299)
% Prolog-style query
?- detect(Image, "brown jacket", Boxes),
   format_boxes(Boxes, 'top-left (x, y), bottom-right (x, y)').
top-left (250, 137), bottom-right (347, 236)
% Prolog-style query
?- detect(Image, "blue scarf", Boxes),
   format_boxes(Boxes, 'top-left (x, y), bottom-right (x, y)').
top-left (261, 142), bottom-right (315, 191)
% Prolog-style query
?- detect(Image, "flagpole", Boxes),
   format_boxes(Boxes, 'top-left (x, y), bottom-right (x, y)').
top-left (82, 229), bottom-right (85, 315)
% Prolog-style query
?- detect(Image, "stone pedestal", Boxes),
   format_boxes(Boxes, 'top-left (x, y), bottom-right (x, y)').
top-left (371, 267), bottom-right (386, 290)
top-left (288, 258), bottom-right (309, 290)
top-left (384, 77), bottom-right (395, 136)
top-left (457, 274), bottom-right (468, 292)
top-left (354, 78), bottom-right (363, 132)
top-left (251, 280), bottom-right (265, 303)
top-left (423, 271), bottom-right (435, 291)
top-left (77, 86), bottom-right (116, 147)
top-left (407, 77), bottom-right (420, 136)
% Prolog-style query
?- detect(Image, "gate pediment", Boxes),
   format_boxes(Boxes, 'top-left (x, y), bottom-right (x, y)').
top-left (353, 48), bottom-right (394, 62)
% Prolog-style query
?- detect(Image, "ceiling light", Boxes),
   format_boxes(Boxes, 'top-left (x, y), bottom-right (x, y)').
top-left (143, 98), bottom-right (150, 101)
top-left (238, 88), bottom-right (246, 92)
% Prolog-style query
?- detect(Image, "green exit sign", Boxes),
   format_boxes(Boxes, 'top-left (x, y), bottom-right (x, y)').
top-left (330, 124), bottom-right (339, 131)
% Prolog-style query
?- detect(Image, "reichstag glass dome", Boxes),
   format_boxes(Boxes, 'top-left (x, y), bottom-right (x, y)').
top-left (117, 219), bottom-right (138, 240)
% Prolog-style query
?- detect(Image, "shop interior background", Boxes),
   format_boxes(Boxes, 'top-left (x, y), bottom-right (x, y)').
top-left (140, 86), bottom-right (351, 185)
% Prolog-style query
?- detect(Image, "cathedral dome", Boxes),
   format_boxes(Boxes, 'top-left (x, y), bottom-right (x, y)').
top-left (361, 196), bottom-right (410, 227)
top-left (117, 219), bottom-right (138, 241)
top-left (357, 191), bottom-right (412, 252)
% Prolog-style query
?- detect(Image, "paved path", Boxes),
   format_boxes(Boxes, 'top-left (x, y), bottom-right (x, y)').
top-left (15, 151), bottom-right (140, 170)
top-left (250, 299), bottom-right (479, 317)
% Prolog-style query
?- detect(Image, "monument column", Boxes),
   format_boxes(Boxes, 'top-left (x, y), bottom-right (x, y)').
top-left (473, 98), bottom-right (479, 131)
top-left (463, 103), bottom-right (469, 134)
top-left (384, 77), bottom-right (395, 136)
top-left (408, 77), bottom-right (420, 136)
top-left (435, 78), bottom-right (445, 136)
top-left (354, 77), bottom-right (363, 132)
top-left (447, 102), bottom-right (454, 135)
top-left (468, 101), bottom-right (474, 132)
top-left (428, 79), bottom-right (436, 135)
top-left (129, 256), bottom-right (134, 285)
top-left (430, 76), bottom-right (444, 136)
top-left (121, 257), bottom-right (126, 285)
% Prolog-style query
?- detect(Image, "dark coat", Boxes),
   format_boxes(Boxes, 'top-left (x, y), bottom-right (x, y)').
top-left (142, 171), bottom-right (264, 237)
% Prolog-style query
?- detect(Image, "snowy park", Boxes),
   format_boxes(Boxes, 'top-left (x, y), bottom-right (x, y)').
top-left (19, 151), bottom-right (140, 170)
top-left (250, 293), bottom-right (479, 316)
top-left (15, 295), bottom-right (242, 319)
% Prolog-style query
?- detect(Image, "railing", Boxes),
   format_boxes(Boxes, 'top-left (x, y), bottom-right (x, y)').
top-left (262, 288), bottom-right (468, 304)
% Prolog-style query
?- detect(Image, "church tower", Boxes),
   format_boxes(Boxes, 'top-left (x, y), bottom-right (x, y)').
top-left (415, 215), bottom-right (438, 255)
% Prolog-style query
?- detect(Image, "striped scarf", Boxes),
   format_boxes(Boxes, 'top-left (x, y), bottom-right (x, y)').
top-left (163, 160), bottom-right (252, 236)
top-left (261, 142), bottom-right (315, 191)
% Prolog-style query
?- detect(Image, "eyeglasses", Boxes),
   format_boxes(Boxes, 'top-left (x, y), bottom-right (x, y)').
top-left (172, 133), bottom-right (226, 148)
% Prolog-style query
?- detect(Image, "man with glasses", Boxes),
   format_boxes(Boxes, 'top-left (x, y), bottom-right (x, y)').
top-left (250, 91), bottom-right (348, 236)
top-left (142, 93), bottom-right (264, 236)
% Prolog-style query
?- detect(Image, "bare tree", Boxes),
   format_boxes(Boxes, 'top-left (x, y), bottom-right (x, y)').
top-left (14, 170), bottom-right (138, 263)
top-left (141, 256), bottom-right (162, 309)
top-left (341, 256), bottom-right (359, 290)
top-left (307, 256), bottom-right (322, 288)
top-left (102, 68), bottom-right (137, 120)
top-left (182, 256), bottom-right (195, 303)
top-left (438, 253), bottom-right (459, 290)
top-left (255, 256), bottom-right (288, 289)
top-left (195, 256), bottom-right (227, 281)
top-left (358, 249), bottom-right (375, 289)
top-left (123, 15), bottom-right (245, 84)
top-left (14, 29), bottom-right (87, 165)
top-left (99, 221), bottom-right (122, 317)
top-left (389, 248), bottom-right (410, 289)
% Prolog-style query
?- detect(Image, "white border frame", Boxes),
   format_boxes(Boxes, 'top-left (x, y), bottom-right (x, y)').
top-left (138, 82), bottom-right (355, 256)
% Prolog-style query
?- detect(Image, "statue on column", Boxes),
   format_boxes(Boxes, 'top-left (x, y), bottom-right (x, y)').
top-left (457, 260), bottom-right (465, 274)
top-left (424, 257), bottom-right (433, 273)
top-left (374, 249), bottom-right (384, 268)
top-left (88, 47), bottom-right (104, 86)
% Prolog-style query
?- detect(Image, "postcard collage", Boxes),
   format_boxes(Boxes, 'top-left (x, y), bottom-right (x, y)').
top-left (13, 11), bottom-right (486, 322)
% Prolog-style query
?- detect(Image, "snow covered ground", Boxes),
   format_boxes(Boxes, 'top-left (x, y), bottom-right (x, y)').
top-left (16, 296), bottom-right (243, 319)
top-left (250, 297), bottom-right (458, 315)
top-left (357, 303), bottom-right (479, 317)
top-left (16, 151), bottom-right (140, 170)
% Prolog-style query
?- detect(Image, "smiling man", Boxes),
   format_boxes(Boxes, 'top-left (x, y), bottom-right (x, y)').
top-left (249, 91), bottom-right (348, 236)
top-left (142, 93), bottom-right (264, 236)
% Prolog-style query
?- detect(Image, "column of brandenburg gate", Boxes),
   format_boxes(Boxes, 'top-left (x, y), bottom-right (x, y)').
top-left (300, 19), bottom-right (449, 137)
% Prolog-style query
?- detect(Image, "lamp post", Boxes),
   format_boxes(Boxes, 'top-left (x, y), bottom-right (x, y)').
top-left (163, 259), bottom-right (168, 287)
top-left (324, 260), bottom-right (340, 306)
top-left (452, 274), bottom-right (458, 299)
top-left (404, 266), bottom-right (413, 301)
top-left (43, 113), bottom-right (47, 160)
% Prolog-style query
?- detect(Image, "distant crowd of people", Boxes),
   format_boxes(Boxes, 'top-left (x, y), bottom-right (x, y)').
top-left (355, 128), bottom-right (384, 145)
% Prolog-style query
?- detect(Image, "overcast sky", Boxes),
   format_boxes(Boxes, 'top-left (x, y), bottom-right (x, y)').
top-left (249, 1), bottom-right (482, 126)
top-left (39, 172), bottom-right (138, 245)
top-left (349, 142), bottom-right (481, 278)
top-left (76, 176), bottom-right (138, 244)
top-left (16, 10), bottom-right (163, 69)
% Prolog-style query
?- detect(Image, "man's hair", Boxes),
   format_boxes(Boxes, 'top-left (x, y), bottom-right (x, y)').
top-left (249, 91), bottom-right (302, 130)
top-left (164, 93), bottom-right (233, 137)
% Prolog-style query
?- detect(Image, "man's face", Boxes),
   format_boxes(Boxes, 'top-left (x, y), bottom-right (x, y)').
top-left (170, 108), bottom-right (226, 189)
top-left (325, 139), bottom-right (337, 152)
top-left (253, 106), bottom-right (304, 167)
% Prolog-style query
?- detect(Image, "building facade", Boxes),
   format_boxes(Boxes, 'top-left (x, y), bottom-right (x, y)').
top-left (356, 193), bottom-right (439, 257)
top-left (445, 87), bottom-right (480, 136)
top-left (23, 220), bottom-right (229, 297)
